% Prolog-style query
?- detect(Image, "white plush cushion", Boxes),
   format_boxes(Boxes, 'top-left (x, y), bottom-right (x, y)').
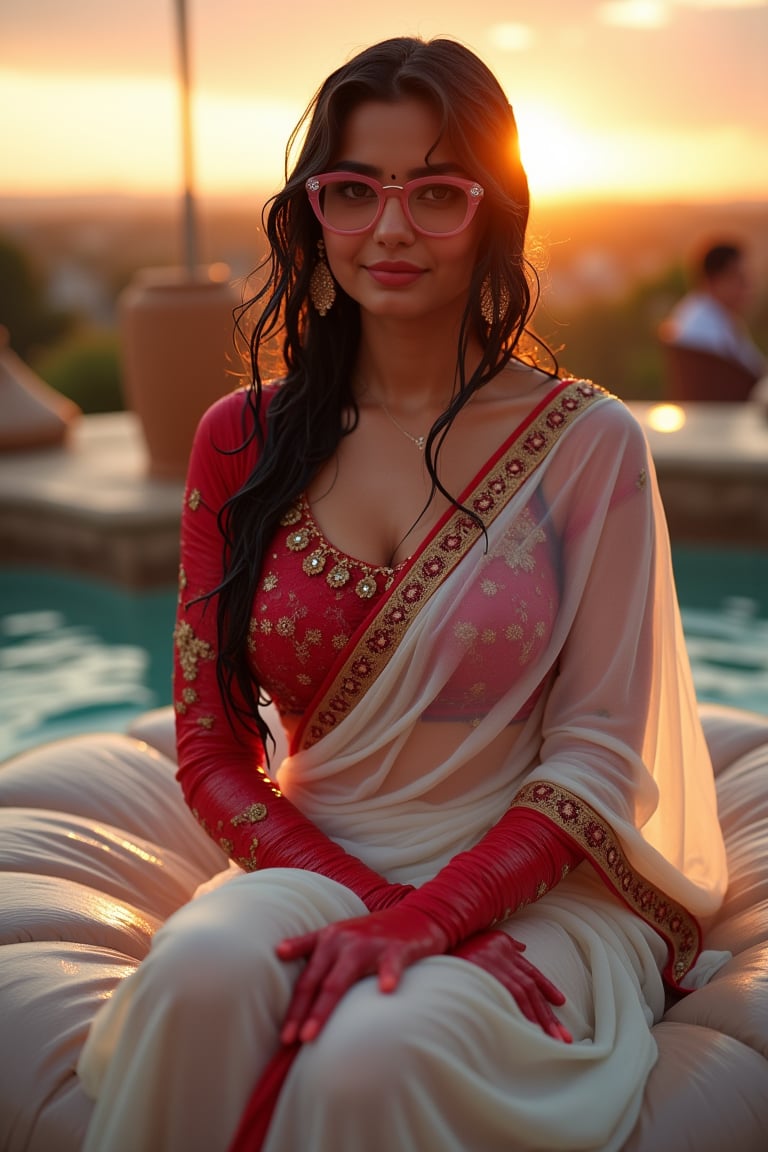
top-left (0, 704), bottom-right (767, 1150)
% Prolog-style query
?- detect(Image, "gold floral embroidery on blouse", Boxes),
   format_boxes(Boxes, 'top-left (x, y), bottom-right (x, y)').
top-left (174, 686), bottom-right (199, 715)
top-left (174, 619), bottom-right (215, 681)
top-left (187, 488), bottom-right (202, 511)
top-left (501, 509), bottom-right (546, 572)
top-left (249, 587), bottom-right (324, 672)
top-left (280, 505), bottom-right (302, 527)
top-left (282, 496), bottom-right (398, 601)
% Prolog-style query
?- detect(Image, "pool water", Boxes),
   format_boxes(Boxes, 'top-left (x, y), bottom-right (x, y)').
top-left (0, 571), bottom-right (174, 760)
top-left (1, 548), bottom-right (767, 760)
top-left (673, 548), bottom-right (768, 716)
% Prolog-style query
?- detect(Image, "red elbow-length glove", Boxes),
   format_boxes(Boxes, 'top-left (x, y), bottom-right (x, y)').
top-left (277, 804), bottom-right (582, 1042)
top-left (176, 750), bottom-right (413, 912)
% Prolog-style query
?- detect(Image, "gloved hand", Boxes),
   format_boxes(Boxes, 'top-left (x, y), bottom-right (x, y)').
top-left (277, 904), bottom-right (449, 1043)
top-left (276, 805), bottom-right (581, 1043)
top-left (451, 929), bottom-right (572, 1042)
top-left (227, 927), bottom-right (572, 1152)
top-left (278, 918), bottom-right (572, 1045)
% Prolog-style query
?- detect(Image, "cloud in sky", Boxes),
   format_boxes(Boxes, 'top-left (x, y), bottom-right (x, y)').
top-left (598, 1), bottom-right (671, 27)
top-left (677, 1), bottom-right (765, 7)
top-left (597, 0), bottom-right (766, 28)
top-left (487, 24), bottom-right (537, 51)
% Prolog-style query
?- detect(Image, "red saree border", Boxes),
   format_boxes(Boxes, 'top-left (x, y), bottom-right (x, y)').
top-left (513, 780), bottom-right (702, 987)
top-left (295, 378), bottom-right (606, 752)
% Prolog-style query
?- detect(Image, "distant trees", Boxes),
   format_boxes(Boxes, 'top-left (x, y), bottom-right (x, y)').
top-left (0, 231), bottom-right (122, 412)
top-left (0, 233), bottom-right (74, 361)
top-left (36, 331), bottom-right (123, 414)
top-left (546, 265), bottom-right (688, 401)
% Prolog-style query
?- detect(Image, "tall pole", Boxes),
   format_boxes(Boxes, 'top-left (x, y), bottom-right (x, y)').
top-left (174, 0), bottom-right (197, 277)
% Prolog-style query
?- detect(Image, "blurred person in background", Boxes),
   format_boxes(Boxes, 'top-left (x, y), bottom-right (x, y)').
top-left (660, 240), bottom-right (765, 385)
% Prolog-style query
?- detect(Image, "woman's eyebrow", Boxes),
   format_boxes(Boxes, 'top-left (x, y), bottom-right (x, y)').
top-left (329, 160), bottom-right (467, 179)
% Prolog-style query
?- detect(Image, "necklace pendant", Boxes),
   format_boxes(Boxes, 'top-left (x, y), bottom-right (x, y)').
top-left (379, 402), bottom-right (427, 451)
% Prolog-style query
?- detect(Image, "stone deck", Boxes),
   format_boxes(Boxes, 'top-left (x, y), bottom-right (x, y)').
top-left (1, 402), bottom-right (767, 588)
top-left (0, 412), bottom-right (183, 587)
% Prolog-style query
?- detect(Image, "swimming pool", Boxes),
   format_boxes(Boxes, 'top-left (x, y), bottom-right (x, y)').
top-left (2, 548), bottom-right (767, 760)
top-left (0, 571), bottom-right (174, 760)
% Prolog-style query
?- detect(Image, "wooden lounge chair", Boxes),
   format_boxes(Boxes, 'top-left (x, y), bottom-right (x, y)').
top-left (660, 339), bottom-right (760, 404)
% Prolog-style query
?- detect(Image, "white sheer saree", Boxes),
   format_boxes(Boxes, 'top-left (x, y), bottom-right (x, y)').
top-left (278, 379), bottom-right (728, 988)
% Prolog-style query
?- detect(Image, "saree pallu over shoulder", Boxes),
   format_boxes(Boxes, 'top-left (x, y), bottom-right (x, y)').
top-left (295, 378), bottom-right (605, 752)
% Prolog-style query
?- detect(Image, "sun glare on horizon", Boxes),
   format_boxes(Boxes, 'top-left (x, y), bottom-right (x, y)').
top-left (1, 66), bottom-right (766, 205)
top-left (515, 97), bottom-right (768, 204)
top-left (515, 103), bottom-right (604, 201)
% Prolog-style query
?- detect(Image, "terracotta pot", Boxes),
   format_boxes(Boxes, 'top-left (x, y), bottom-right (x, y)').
top-left (119, 265), bottom-right (241, 480)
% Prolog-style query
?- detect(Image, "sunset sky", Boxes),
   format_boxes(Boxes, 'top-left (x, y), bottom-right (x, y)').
top-left (1, 0), bottom-right (766, 204)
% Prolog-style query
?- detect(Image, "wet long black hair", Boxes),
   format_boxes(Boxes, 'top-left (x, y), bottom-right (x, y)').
top-left (213, 36), bottom-right (554, 747)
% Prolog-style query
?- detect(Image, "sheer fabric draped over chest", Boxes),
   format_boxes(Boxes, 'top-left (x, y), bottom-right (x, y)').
top-left (174, 380), bottom-right (727, 952)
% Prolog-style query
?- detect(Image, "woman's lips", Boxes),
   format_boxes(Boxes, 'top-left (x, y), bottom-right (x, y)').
top-left (365, 262), bottom-right (426, 287)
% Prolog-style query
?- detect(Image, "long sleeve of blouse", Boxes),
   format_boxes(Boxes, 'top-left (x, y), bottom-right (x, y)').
top-left (171, 390), bottom-right (410, 908)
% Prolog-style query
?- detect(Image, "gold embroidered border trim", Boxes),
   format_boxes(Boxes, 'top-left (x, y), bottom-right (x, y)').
top-left (297, 379), bottom-right (606, 751)
top-left (513, 780), bottom-right (701, 985)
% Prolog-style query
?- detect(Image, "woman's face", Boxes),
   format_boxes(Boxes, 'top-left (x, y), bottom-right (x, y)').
top-left (320, 98), bottom-right (483, 323)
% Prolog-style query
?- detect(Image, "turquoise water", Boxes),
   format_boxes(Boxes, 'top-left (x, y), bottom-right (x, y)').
top-left (1, 549), bottom-right (767, 760)
top-left (673, 548), bottom-right (768, 715)
top-left (0, 571), bottom-right (174, 760)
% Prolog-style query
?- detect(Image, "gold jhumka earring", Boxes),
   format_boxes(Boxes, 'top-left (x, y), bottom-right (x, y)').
top-left (480, 276), bottom-right (510, 325)
top-left (309, 239), bottom-right (336, 316)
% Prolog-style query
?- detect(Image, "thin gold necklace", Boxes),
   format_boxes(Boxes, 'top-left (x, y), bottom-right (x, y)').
top-left (379, 403), bottom-right (426, 451)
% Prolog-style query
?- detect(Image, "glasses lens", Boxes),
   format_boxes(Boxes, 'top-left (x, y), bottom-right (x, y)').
top-left (313, 176), bottom-right (476, 235)
top-left (407, 182), bottom-right (470, 234)
top-left (319, 179), bottom-right (380, 232)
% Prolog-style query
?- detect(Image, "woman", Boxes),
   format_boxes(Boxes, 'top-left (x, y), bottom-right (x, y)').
top-left (78, 36), bottom-right (730, 1152)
